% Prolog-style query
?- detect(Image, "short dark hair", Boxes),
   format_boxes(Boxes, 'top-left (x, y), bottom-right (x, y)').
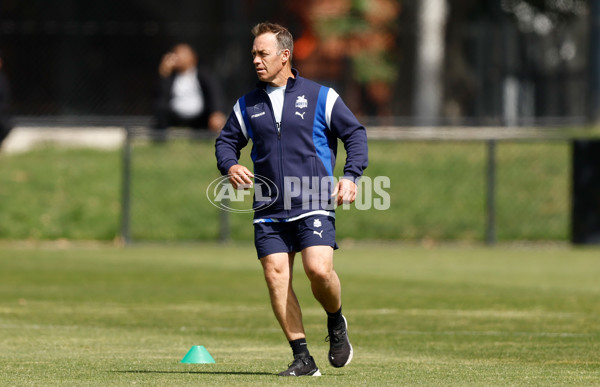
top-left (251, 22), bottom-right (294, 60)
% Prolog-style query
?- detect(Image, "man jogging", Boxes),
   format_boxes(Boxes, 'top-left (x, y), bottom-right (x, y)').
top-left (215, 22), bottom-right (368, 377)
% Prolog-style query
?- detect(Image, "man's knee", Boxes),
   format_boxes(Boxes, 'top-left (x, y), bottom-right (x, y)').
top-left (303, 250), bottom-right (335, 283)
top-left (305, 265), bottom-right (333, 284)
top-left (263, 263), bottom-right (286, 285)
top-left (261, 253), bottom-right (292, 285)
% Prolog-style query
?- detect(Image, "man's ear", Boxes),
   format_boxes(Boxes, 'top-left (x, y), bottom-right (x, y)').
top-left (281, 49), bottom-right (291, 64)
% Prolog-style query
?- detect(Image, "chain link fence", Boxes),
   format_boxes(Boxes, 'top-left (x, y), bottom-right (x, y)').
top-left (0, 124), bottom-right (587, 243)
top-left (119, 127), bottom-right (577, 244)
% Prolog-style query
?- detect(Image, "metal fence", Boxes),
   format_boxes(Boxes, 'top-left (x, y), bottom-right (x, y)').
top-left (119, 126), bottom-right (583, 244)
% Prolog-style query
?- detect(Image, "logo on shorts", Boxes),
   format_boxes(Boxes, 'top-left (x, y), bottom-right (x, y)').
top-left (313, 218), bottom-right (322, 228)
top-left (206, 174), bottom-right (279, 213)
top-left (313, 230), bottom-right (324, 238)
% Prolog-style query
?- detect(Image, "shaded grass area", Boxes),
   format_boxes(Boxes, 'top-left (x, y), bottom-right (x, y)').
top-left (0, 139), bottom-right (570, 241)
top-left (0, 147), bottom-right (121, 240)
top-left (0, 243), bottom-right (598, 385)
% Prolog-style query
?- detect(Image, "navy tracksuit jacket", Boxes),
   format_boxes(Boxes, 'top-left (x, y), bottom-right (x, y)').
top-left (215, 69), bottom-right (368, 221)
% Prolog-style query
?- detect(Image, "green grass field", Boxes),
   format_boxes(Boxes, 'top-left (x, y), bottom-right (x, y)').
top-left (1, 243), bottom-right (598, 385)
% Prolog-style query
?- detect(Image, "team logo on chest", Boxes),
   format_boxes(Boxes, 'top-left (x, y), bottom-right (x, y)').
top-left (295, 95), bottom-right (308, 109)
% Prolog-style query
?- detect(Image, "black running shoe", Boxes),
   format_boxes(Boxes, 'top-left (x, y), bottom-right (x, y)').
top-left (278, 355), bottom-right (321, 377)
top-left (327, 315), bottom-right (353, 368)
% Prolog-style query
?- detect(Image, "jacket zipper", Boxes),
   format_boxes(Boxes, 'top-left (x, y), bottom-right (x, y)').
top-left (276, 121), bottom-right (285, 214)
top-left (262, 89), bottom-right (286, 213)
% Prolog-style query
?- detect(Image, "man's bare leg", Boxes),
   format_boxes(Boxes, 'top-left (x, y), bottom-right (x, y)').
top-left (301, 245), bottom-right (341, 313)
top-left (261, 251), bottom-right (321, 376)
top-left (301, 245), bottom-right (353, 368)
top-left (260, 252), bottom-right (305, 340)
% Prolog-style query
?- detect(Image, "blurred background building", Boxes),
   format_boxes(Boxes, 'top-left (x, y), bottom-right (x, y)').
top-left (0, 0), bottom-right (594, 126)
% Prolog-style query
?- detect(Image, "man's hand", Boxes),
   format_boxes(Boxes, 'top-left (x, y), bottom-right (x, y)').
top-left (332, 178), bottom-right (357, 206)
top-left (228, 164), bottom-right (254, 189)
top-left (159, 52), bottom-right (177, 78)
top-left (208, 112), bottom-right (227, 133)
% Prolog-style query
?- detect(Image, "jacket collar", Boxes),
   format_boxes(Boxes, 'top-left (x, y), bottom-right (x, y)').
top-left (257, 68), bottom-right (300, 91)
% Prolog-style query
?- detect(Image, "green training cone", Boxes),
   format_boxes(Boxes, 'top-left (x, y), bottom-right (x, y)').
top-left (181, 345), bottom-right (215, 364)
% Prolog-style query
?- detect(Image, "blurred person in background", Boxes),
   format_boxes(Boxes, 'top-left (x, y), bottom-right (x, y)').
top-left (154, 43), bottom-right (226, 134)
top-left (0, 50), bottom-right (12, 148)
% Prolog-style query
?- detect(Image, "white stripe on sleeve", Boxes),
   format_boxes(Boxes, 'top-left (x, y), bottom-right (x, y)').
top-left (325, 88), bottom-right (339, 130)
top-left (233, 100), bottom-right (248, 140)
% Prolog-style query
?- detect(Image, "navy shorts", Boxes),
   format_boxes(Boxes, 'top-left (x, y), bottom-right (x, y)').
top-left (254, 215), bottom-right (338, 259)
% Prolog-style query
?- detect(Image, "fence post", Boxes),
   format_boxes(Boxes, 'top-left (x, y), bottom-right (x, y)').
top-left (485, 139), bottom-right (497, 245)
top-left (571, 140), bottom-right (600, 244)
top-left (219, 201), bottom-right (230, 243)
top-left (590, 0), bottom-right (600, 123)
top-left (120, 127), bottom-right (132, 245)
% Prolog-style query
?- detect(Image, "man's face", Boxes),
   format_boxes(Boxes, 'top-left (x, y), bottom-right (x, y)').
top-left (173, 44), bottom-right (197, 72)
top-left (251, 33), bottom-right (286, 84)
